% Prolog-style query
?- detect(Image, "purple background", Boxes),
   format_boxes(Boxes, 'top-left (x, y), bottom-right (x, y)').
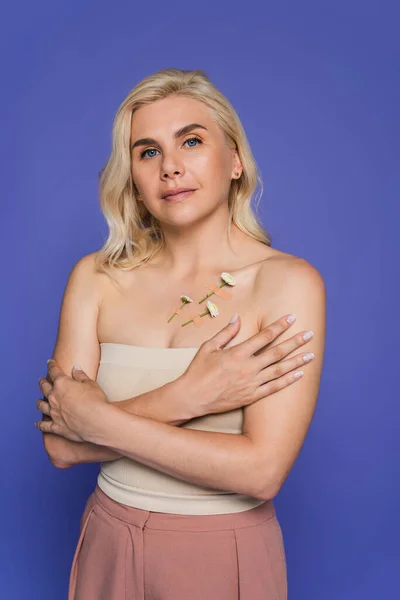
top-left (1, 1), bottom-right (398, 598)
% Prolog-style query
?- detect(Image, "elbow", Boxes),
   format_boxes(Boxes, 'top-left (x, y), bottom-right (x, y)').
top-left (253, 483), bottom-right (279, 501)
top-left (53, 461), bottom-right (71, 470)
top-left (252, 469), bottom-right (282, 501)
top-left (43, 434), bottom-right (72, 470)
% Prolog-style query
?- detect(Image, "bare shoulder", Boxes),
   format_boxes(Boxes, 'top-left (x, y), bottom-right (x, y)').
top-left (51, 252), bottom-right (107, 380)
top-left (69, 251), bottom-right (112, 300)
top-left (258, 248), bottom-right (325, 281)
top-left (71, 250), bottom-right (103, 278)
top-left (254, 250), bottom-right (326, 317)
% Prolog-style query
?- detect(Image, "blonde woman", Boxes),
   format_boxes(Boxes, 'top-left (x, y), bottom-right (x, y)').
top-left (36, 68), bottom-right (326, 600)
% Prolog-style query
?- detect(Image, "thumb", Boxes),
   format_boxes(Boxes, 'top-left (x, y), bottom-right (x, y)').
top-left (72, 364), bottom-right (91, 381)
top-left (208, 313), bottom-right (241, 350)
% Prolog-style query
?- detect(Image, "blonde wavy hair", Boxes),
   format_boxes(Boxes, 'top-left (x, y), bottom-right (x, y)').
top-left (94, 68), bottom-right (272, 286)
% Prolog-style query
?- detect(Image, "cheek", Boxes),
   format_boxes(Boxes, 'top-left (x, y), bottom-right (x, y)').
top-left (189, 152), bottom-right (229, 182)
top-left (131, 165), bottom-right (158, 196)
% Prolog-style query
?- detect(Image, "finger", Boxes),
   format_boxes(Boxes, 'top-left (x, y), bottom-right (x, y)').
top-left (46, 359), bottom-right (66, 383)
top-left (254, 329), bottom-right (314, 369)
top-left (253, 365), bottom-right (306, 402)
top-left (36, 398), bottom-right (51, 416)
top-left (38, 378), bottom-right (52, 398)
top-left (71, 364), bottom-right (91, 382)
top-left (203, 314), bottom-right (241, 351)
top-left (35, 419), bottom-right (55, 433)
top-left (255, 350), bottom-right (315, 389)
top-left (237, 313), bottom-right (297, 357)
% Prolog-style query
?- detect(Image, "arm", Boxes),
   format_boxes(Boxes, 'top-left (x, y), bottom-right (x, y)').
top-left (78, 257), bottom-right (325, 499)
top-left (114, 380), bottom-right (191, 426)
top-left (42, 256), bottom-right (263, 495)
top-left (242, 257), bottom-right (326, 498)
top-left (42, 414), bottom-right (121, 467)
top-left (83, 401), bottom-right (264, 499)
top-left (48, 378), bottom-right (195, 469)
top-left (41, 253), bottom-right (196, 469)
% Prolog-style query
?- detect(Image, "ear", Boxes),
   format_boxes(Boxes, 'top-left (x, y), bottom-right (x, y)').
top-left (231, 148), bottom-right (243, 179)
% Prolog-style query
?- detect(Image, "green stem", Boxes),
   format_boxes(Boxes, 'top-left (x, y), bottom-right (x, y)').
top-left (198, 292), bottom-right (213, 304)
top-left (167, 302), bottom-right (186, 323)
top-left (198, 282), bottom-right (227, 304)
top-left (181, 311), bottom-right (208, 327)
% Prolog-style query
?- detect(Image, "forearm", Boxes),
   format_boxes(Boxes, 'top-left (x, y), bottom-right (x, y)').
top-left (41, 410), bottom-right (121, 467)
top-left (44, 434), bottom-right (121, 468)
top-left (45, 378), bottom-right (196, 468)
top-left (113, 378), bottom-right (195, 426)
top-left (86, 404), bottom-right (267, 499)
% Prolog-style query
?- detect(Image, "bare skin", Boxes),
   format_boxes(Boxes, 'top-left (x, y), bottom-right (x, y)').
top-left (98, 95), bottom-right (293, 351)
top-left (37, 95), bottom-right (325, 497)
top-left (97, 242), bottom-right (291, 352)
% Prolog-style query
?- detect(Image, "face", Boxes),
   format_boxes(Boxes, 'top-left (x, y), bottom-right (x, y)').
top-left (129, 95), bottom-right (242, 227)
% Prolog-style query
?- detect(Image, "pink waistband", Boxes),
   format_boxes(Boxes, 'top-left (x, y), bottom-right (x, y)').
top-left (93, 483), bottom-right (275, 531)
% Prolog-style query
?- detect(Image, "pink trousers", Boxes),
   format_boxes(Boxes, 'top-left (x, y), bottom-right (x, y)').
top-left (68, 484), bottom-right (287, 600)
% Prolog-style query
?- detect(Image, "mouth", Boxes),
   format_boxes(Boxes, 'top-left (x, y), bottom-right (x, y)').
top-left (163, 190), bottom-right (197, 201)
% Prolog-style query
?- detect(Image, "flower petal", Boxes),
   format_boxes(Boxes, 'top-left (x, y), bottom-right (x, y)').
top-left (206, 300), bottom-right (219, 317)
top-left (221, 272), bottom-right (236, 286)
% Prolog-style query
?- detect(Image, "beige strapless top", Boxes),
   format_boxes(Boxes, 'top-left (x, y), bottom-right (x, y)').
top-left (96, 343), bottom-right (265, 515)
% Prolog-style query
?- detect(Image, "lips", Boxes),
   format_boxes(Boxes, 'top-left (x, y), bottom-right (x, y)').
top-left (163, 189), bottom-right (196, 200)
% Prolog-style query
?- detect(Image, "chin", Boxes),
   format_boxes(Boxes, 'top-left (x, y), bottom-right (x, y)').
top-left (162, 211), bottom-right (205, 228)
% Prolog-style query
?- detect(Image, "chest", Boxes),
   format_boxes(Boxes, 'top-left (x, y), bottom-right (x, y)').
top-left (97, 267), bottom-right (263, 349)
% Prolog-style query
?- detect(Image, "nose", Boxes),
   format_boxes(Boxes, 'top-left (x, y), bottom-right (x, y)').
top-left (162, 169), bottom-right (181, 179)
top-left (160, 150), bottom-right (185, 180)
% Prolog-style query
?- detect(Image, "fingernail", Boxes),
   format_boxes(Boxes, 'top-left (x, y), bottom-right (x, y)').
top-left (47, 359), bottom-right (52, 365)
top-left (303, 330), bottom-right (313, 340)
top-left (229, 313), bottom-right (239, 323)
top-left (287, 314), bottom-right (296, 323)
top-left (293, 370), bottom-right (304, 380)
top-left (73, 364), bottom-right (82, 371)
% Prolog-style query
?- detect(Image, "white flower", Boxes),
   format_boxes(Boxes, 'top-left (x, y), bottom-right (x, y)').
top-left (206, 300), bottom-right (219, 317)
top-left (181, 295), bottom-right (193, 303)
top-left (221, 272), bottom-right (236, 286)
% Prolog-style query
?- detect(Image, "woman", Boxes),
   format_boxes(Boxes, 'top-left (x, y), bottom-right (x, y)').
top-left (36, 68), bottom-right (326, 599)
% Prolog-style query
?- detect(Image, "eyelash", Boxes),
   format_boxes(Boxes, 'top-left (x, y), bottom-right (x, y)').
top-left (139, 136), bottom-right (203, 160)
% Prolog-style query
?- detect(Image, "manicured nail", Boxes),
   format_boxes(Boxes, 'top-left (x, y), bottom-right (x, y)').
top-left (229, 313), bottom-right (239, 323)
top-left (287, 314), bottom-right (296, 323)
top-left (303, 331), bottom-right (313, 340)
top-left (73, 364), bottom-right (82, 371)
top-left (303, 352), bottom-right (314, 362)
top-left (293, 370), bottom-right (304, 380)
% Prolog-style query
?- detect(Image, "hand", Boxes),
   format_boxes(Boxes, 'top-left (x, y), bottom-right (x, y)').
top-left (35, 359), bottom-right (109, 442)
top-left (180, 313), bottom-right (314, 417)
top-left (39, 413), bottom-right (75, 468)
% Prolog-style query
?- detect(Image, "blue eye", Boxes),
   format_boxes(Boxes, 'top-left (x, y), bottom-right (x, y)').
top-left (185, 136), bottom-right (201, 148)
top-left (141, 148), bottom-right (158, 159)
top-left (140, 136), bottom-right (202, 160)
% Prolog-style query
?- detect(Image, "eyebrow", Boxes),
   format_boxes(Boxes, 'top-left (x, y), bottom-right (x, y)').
top-left (131, 123), bottom-right (208, 151)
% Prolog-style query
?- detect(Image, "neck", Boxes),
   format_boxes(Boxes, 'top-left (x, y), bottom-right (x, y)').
top-left (158, 217), bottom-right (247, 280)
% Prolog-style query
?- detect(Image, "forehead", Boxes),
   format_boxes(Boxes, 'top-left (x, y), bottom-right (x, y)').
top-left (130, 96), bottom-right (218, 137)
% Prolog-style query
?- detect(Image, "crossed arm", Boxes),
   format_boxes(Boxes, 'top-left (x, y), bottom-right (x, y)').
top-left (41, 254), bottom-right (326, 501)
top-left (43, 383), bottom-right (263, 498)
top-left (42, 382), bottom-right (193, 466)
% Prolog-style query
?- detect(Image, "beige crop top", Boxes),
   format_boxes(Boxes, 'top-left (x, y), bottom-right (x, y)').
top-left (96, 343), bottom-right (266, 515)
